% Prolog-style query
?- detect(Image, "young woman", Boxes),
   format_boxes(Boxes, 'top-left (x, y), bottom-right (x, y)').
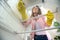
top-left (23, 5), bottom-right (51, 40)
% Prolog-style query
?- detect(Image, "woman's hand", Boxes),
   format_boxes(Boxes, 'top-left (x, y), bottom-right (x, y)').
top-left (22, 20), bottom-right (31, 27)
top-left (22, 21), bottom-right (28, 27)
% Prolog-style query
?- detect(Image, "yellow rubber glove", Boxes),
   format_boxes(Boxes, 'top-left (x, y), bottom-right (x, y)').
top-left (17, 0), bottom-right (28, 21)
top-left (45, 10), bottom-right (54, 26)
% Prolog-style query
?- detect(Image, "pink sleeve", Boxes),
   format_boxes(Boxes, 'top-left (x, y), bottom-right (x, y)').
top-left (42, 16), bottom-right (47, 26)
top-left (30, 20), bottom-right (35, 39)
top-left (46, 31), bottom-right (52, 40)
top-left (31, 20), bottom-right (35, 30)
top-left (26, 20), bottom-right (31, 25)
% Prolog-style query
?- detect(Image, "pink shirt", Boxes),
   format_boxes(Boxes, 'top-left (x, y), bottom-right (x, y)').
top-left (30, 16), bottom-right (51, 40)
top-left (31, 16), bottom-right (46, 35)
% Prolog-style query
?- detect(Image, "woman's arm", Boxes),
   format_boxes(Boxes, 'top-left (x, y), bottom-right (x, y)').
top-left (22, 20), bottom-right (31, 27)
top-left (42, 16), bottom-right (51, 27)
top-left (30, 23), bottom-right (36, 40)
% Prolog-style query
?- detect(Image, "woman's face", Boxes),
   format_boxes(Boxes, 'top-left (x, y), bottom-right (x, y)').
top-left (32, 7), bottom-right (39, 16)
